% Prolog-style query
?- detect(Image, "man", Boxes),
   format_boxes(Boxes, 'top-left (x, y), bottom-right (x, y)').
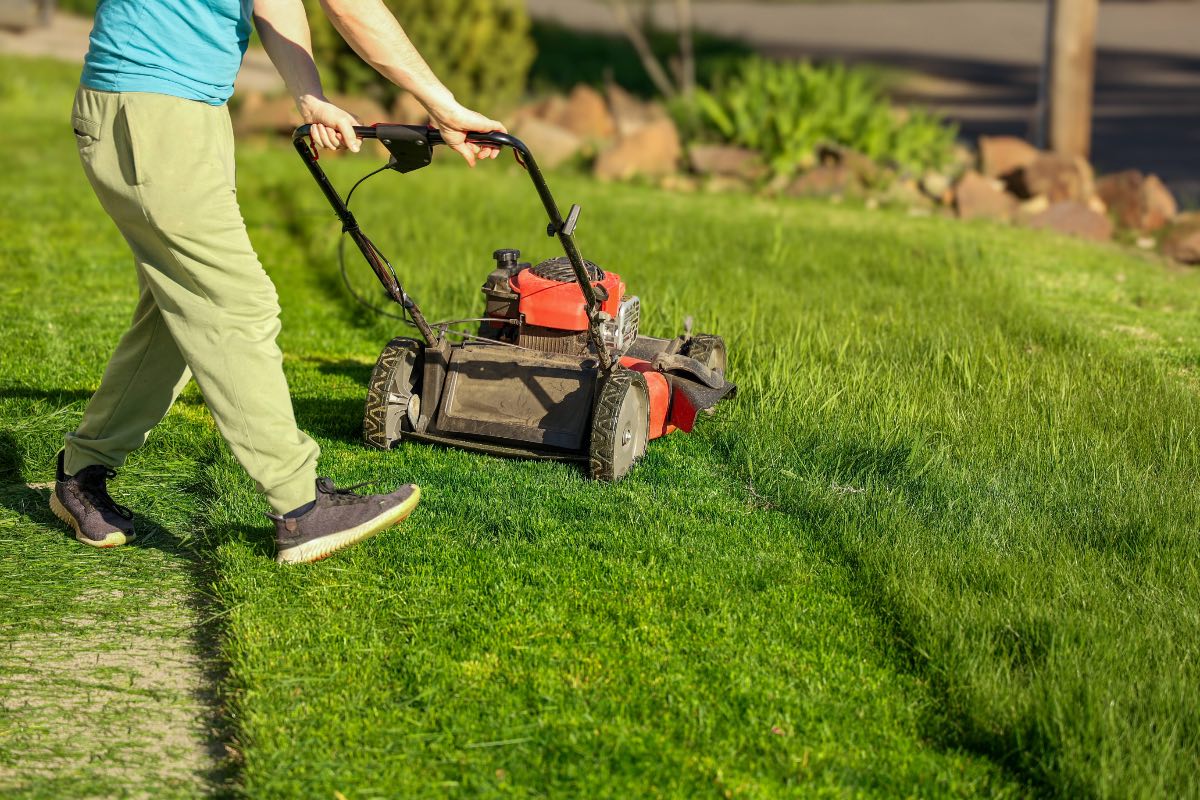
top-left (51, 0), bottom-right (505, 563)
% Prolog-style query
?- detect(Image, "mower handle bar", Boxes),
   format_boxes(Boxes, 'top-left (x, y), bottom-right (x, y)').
top-left (293, 123), bottom-right (526, 155)
top-left (291, 123), bottom-right (612, 367)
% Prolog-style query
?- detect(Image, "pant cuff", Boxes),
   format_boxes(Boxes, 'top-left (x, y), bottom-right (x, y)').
top-left (265, 473), bottom-right (318, 516)
top-left (63, 437), bottom-right (123, 476)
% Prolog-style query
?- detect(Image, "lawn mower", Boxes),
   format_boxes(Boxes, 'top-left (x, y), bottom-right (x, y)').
top-left (292, 123), bottom-right (736, 480)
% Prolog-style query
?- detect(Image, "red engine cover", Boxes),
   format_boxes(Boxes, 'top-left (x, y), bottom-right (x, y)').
top-left (510, 267), bottom-right (624, 331)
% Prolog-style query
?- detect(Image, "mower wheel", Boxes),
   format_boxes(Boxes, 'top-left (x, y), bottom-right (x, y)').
top-left (589, 369), bottom-right (650, 481)
top-left (363, 337), bottom-right (424, 450)
top-left (682, 334), bottom-right (728, 377)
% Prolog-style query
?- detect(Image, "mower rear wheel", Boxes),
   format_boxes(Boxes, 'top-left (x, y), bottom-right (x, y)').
top-left (363, 337), bottom-right (424, 450)
top-left (682, 334), bottom-right (727, 377)
top-left (589, 369), bottom-right (650, 481)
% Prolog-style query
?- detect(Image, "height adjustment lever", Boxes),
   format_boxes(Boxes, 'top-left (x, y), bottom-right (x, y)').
top-left (547, 203), bottom-right (582, 237)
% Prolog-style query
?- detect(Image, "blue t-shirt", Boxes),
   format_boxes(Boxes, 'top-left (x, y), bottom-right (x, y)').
top-left (81, 0), bottom-right (253, 105)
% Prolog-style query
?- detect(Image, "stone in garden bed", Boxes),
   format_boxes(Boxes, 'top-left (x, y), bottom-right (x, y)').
top-left (954, 170), bottom-right (1016, 221)
top-left (554, 85), bottom-right (616, 141)
top-left (510, 117), bottom-right (583, 170)
top-left (979, 135), bottom-right (1040, 179)
top-left (593, 118), bottom-right (682, 181)
top-left (1096, 170), bottom-right (1177, 233)
top-left (1024, 200), bottom-right (1113, 241)
top-left (605, 83), bottom-right (668, 137)
top-left (1006, 153), bottom-right (1095, 204)
top-left (1162, 212), bottom-right (1200, 264)
top-left (688, 144), bottom-right (766, 180)
top-left (786, 164), bottom-right (853, 198)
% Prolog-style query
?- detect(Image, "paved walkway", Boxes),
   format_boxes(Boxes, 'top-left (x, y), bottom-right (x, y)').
top-left (528, 0), bottom-right (1200, 204)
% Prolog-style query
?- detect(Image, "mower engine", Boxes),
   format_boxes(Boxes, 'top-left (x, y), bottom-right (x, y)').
top-left (480, 249), bottom-right (640, 357)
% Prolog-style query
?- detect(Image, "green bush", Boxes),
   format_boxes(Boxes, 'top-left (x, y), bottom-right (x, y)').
top-left (304, 0), bottom-right (534, 111)
top-left (691, 57), bottom-right (958, 178)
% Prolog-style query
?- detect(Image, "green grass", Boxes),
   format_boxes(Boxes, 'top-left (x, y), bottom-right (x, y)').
top-left (3, 57), bottom-right (1200, 799)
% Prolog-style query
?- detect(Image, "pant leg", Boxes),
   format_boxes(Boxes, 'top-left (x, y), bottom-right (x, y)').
top-left (64, 269), bottom-right (192, 474)
top-left (68, 86), bottom-right (319, 513)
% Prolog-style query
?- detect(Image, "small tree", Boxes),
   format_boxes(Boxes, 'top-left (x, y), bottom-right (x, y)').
top-left (607, 0), bottom-right (696, 99)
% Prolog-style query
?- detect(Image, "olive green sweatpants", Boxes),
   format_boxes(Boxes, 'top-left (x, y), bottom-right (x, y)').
top-left (63, 86), bottom-right (319, 514)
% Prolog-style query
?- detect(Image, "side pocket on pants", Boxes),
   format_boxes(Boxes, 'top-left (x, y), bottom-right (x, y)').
top-left (113, 101), bottom-right (146, 187)
top-left (71, 115), bottom-right (101, 151)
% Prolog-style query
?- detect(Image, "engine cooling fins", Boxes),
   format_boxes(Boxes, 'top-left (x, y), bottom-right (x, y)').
top-left (530, 256), bottom-right (605, 283)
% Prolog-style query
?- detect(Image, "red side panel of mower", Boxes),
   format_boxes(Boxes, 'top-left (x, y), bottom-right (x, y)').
top-left (511, 269), bottom-right (624, 330)
top-left (620, 356), bottom-right (687, 440)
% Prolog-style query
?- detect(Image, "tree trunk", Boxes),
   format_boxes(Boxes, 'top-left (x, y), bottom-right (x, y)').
top-left (1047, 0), bottom-right (1099, 158)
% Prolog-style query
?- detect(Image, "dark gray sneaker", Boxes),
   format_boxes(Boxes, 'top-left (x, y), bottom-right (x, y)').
top-left (271, 477), bottom-right (420, 564)
top-left (49, 451), bottom-right (136, 548)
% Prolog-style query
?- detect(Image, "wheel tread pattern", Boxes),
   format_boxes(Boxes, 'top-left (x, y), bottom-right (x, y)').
top-left (363, 337), bottom-right (422, 450)
top-left (589, 369), bottom-right (650, 481)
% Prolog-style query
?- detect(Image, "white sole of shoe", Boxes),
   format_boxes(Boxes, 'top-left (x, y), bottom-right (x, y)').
top-left (275, 486), bottom-right (421, 565)
top-left (49, 492), bottom-right (134, 548)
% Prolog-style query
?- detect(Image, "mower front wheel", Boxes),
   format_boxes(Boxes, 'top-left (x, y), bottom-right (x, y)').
top-left (364, 337), bottom-right (424, 450)
top-left (589, 369), bottom-right (650, 481)
top-left (682, 334), bottom-right (728, 378)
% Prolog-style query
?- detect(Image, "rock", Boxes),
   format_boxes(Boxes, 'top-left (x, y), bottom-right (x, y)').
top-left (605, 82), bottom-right (666, 137)
top-left (553, 84), bottom-right (615, 141)
top-left (593, 118), bottom-right (682, 181)
top-left (1096, 169), bottom-right (1144, 229)
top-left (1025, 201), bottom-right (1113, 241)
top-left (1007, 153), bottom-right (1095, 204)
top-left (1096, 170), bottom-right (1178, 232)
top-left (390, 92), bottom-right (429, 124)
top-left (954, 170), bottom-right (1017, 221)
top-left (1140, 174), bottom-right (1178, 232)
top-left (821, 146), bottom-right (881, 186)
top-left (979, 135), bottom-right (1040, 179)
top-left (510, 118), bottom-right (582, 169)
top-left (920, 170), bottom-right (953, 204)
top-left (234, 92), bottom-right (300, 136)
top-left (786, 165), bottom-right (850, 197)
top-left (687, 144), bottom-right (765, 180)
top-left (1161, 212), bottom-right (1200, 264)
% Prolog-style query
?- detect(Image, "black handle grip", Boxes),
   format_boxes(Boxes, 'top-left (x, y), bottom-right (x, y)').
top-left (292, 123), bottom-right (530, 159)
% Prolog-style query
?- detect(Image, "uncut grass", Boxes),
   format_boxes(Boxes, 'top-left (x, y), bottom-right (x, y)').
top-left (7, 56), bottom-right (1200, 797)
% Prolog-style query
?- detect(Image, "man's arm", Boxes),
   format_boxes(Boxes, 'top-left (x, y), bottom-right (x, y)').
top-left (254, 0), bottom-right (505, 166)
top-left (254, 0), bottom-right (362, 153)
top-left (317, 0), bottom-right (505, 166)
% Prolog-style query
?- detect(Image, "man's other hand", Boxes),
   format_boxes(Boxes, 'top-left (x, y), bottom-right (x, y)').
top-left (425, 97), bottom-right (507, 167)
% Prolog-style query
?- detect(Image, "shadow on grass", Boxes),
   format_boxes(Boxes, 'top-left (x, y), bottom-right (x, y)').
top-left (0, 431), bottom-right (242, 797)
top-left (710, 425), bottom-right (1038, 793)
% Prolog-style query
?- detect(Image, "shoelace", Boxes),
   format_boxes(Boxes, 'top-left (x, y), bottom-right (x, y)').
top-left (315, 477), bottom-right (374, 506)
top-left (71, 466), bottom-right (134, 520)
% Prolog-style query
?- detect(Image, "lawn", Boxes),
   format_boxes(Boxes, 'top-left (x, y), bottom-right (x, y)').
top-left (2, 57), bottom-right (1199, 799)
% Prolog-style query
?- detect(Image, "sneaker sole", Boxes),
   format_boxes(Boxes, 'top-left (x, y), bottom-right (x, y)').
top-left (49, 493), bottom-right (135, 548)
top-left (275, 486), bottom-right (421, 565)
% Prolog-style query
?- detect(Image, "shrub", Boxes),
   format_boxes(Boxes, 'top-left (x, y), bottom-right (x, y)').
top-left (304, 0), bottom-right (534, 112)
top-left (691, 57), bottom-right (958, 178)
